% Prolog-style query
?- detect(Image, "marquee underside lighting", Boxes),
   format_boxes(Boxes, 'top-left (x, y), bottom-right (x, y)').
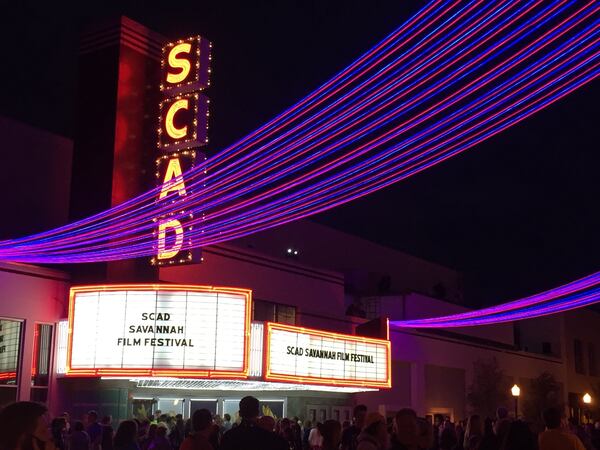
top-left (125, 378), bottom-right (377, 393)
top-left (0, 1), bottom-right (599, 326)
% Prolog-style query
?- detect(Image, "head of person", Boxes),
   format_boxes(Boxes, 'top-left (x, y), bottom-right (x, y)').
top-left (395, 408), bottom-right (418, 447)
top-left (74, 421), bottom-right (85, 433)
top-left (88, 410), bottom-right (98, 424)
top-left (156, 425), bottom-right (168, 438)
top-left (239, 396), bottom-right (260, 421)
top-left (0, 402), bottom-right (50, 450)
top-left (101, 416), bottom-right (112, 426)
top-left (362, 413), bottom-right (389, 448)
top-left (147, 423), bottom-right (157, 439)
top-left (282, 418), bottom-right (291, 429)
top-left (542, 406), bottom-right (563, 430)
top-left (114, 420), bottom-right (138, 447)
top-left (500, 420), bottom-right (536, 450)
top-left (192, 409), bottom-right (213, 433)
top-left (304, 419), bottom-right (312, 429)
top-left (353, 404), bottom-right (368, 429)
top-left (224, 413), bottom-right (231, 423)
top-left (257, 416), bottom-right (275, 432)
top-left (317, 420), bottom-right (342, 449)
top-left (51, 417), bottom-right (66, 433)
top-left (496, 406), bottom-right (509, 420)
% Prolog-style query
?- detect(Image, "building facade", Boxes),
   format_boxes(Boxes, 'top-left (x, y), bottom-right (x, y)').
top-left (0, 16), bottom-right (598, 425)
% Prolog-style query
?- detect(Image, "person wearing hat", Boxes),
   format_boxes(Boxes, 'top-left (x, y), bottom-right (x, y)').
top-left (357, 412), bottom-right (389, 450)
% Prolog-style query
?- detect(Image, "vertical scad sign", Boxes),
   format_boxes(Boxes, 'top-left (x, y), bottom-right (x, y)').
top-left (151, 36), bottom-right (212, 266)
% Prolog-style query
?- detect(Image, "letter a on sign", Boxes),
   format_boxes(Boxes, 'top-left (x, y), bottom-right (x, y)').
top-left (159, 158), bottom-right (187, 199)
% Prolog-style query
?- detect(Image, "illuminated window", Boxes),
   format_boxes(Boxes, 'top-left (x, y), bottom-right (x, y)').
top-left (31, 324), bottom-right (53, 403)
top-left (0, 319), bottom-right (23, 405)
top-left (574, 339), bottom-right (585, 374)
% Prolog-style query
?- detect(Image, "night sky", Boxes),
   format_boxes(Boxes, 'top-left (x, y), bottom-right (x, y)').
top-left (1, 1), bottom-right (599, 306)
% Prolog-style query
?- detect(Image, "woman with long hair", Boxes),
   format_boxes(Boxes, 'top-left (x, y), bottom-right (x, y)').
top-left (114, 421), bottom-right (140, 450)
top-left (0, 401), bottom-right (53, 450)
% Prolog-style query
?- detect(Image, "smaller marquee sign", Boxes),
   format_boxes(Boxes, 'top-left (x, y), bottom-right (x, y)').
top-left (264, 322), bottom-right (391, 388)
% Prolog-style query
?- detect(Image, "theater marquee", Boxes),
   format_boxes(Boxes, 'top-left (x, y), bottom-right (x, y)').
top-left (66, 285), bottom-right (251, 378)
top-left (264, 322), bottom-right (391, 388)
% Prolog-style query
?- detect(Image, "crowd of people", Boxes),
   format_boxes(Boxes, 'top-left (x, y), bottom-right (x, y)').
top-left (0, 397), bottom-right (597, 450)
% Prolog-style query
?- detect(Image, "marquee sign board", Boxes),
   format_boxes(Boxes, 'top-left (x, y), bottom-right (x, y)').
top-left (66, 285), bottom-right (251, 378)
top-left (264, 322), bottom-right (391, 388)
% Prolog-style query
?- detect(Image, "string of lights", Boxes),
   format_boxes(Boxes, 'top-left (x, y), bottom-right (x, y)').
top-left (391, 272), bottom-right (600, 328)
top-left (0, 1), bottom-right (597, 276)
top-left (2, 0), bottom-right (595, 262)
top-left (9, 44), bottom-right (596, 264)
top-left (8, 4), bottom-right (596, 264)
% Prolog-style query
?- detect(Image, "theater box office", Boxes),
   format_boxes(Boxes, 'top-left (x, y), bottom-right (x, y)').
top-left (55, 284), bottom-right (392, 421)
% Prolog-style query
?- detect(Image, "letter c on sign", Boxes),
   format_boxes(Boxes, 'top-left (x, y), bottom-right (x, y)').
top-left (166, 43), bottom-right (192, 84)
top-left (165, 99), bottom-right (189, 139)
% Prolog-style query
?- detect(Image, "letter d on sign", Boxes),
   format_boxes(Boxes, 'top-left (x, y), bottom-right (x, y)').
top-left (157, 219), bottom-right (184, 260)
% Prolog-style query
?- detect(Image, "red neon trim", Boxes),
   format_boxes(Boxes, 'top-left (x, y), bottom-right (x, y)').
top-left (31, 324), bottom-right (39, 378)
top-left (264, 322), bottom-right (392, 389)
top-left (66, 284), bottom-right (252, 379)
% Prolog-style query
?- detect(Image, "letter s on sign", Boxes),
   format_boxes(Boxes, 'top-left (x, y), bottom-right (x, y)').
top-left (166, 43), bottom-right (192, 84)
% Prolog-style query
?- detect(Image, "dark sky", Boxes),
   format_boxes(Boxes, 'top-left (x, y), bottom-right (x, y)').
top-left (1, 1), bottom-right (599, 306)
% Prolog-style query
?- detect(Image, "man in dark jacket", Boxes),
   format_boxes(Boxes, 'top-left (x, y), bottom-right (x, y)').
top-left (220, 396), bottom-right (288, 450)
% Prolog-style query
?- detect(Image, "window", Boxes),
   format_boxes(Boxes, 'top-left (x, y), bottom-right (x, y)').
top-left (589, 343), bottom-right (597, 377)
top-left (31, 324), bottom-right (53, 403)
top-left (0, 319), bottom-right (23, 405)
top-left (252, 300), bottom-right (296, 325)
top-left (574, 339), bottom-right (585, 374)
top-left (275, 304), bottom-right (296, 325)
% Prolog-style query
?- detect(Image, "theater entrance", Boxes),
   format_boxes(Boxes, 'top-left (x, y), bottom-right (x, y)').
top-left (131, 395), bottom-right (285, 420)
